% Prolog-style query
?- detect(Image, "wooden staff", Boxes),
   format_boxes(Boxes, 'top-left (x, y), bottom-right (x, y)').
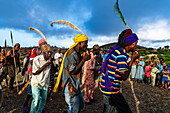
top-left (18, 74), bottom-right (32, 95)
top-left (4, 40), bottom-right (8, 98)
top-left (130, 52), bottom-right (140, 113)
top-left (10, 31), bottom-right (19, 92)
top-left (134, 60), bottom-right (139, 81)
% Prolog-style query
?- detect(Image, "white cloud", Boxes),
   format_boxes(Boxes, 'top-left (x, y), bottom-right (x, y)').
top-left (136, 19), bottom-right (170, 41)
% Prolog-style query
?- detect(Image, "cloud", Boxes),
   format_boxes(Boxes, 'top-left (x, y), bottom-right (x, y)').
top-left (0, 0), bottom-right (170, 48)
top-left (136, 19), bottom-right (170, 41)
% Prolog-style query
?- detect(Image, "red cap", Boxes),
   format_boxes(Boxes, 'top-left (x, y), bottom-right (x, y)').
top-left (38, 39), bottom-right (46, 47)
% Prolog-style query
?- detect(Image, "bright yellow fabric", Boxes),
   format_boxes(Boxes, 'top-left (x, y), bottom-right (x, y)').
top-left (53, 34), bottom-right (88, 92)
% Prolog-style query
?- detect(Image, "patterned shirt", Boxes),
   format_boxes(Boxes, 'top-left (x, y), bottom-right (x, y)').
top-left (150, 67), bottom-right (160, 76)
top-left (99, 48), bottom-right (129, 96)
top-left (62, 48), bottom-right (82, 95)
top-left (162, 69), bottom-right (170, 78)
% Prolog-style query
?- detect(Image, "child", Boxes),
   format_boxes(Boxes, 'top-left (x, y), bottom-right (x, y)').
top-left (144, 62), bottom-right (152, 85)
top-left (162, 65), bottom-right (170, 89)
top-left (150, 64), bottom-right (160, 86)
top-left (136, 56), bottom-right (145, 83)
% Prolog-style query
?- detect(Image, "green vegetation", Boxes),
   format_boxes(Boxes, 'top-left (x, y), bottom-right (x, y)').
top-left (163, 51), bottom-right (170, 65)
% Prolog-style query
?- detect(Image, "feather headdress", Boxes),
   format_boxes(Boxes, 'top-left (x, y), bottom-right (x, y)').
top-left (114, 0), bottom-right (129, 29)
top-left (50, 20), bottom-right (82, 33)
top-left (29, 27), bottom-right (48, 43)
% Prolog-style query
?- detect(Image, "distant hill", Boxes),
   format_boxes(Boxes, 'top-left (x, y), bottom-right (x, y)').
top-left (99, 42), bottom-right (148, 50)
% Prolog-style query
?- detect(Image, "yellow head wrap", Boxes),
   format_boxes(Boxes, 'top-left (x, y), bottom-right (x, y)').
top-left (53, 34), bottom-right (88, 92)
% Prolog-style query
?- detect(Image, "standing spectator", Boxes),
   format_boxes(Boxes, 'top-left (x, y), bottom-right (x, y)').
top-left (150, 64), bottom-right (160, 86)
top-left (102, 50), bottom-right (107, 62)
top-left (136, 56), bottom-right (145, 83)
top-left (156, 60), bottom-right (165, 87)
top-left (6, 43), bottom-right (21, 91)
top-left (157, 58), bottom-right (166, 65)
top-left (144, 62), bottom-right (152, 85)
top-left (162, 65), bottom-right (170, 89)
top-left (54, 48), bottom-right (63, 68)
top-left (149, 56), bottom-right (157, 67)
top-left (93, 44), bottom-right (103, 81)
top-left (131, 59), bottom-right (138, 81)
top-left (168, 65), bottom-right (170, 71)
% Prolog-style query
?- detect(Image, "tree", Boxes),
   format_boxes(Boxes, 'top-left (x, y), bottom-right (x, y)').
top-left (164, 45), bottom-right (169, 49)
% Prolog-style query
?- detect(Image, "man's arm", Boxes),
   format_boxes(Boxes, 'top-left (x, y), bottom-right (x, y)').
top-left (120, 52), bottom-right (140, 81)
top-left (71, 53), bottom-right (90, 75)
top-left (33, 61), bottom-right (51, 75)
top-left (120, 60), bottom-right (133, 80)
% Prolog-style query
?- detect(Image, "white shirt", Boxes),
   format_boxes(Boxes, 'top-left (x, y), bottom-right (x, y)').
top-left (31, 55), bottom-right (51, 89)
top-left (54, 52), bottom-right (63, 64)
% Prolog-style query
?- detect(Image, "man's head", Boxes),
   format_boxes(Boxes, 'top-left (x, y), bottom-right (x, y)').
top-left (151, 56), bottom-right (155, 61)
top-left (74, 34), bottom-right (88, 52)
top-left (103, 50), bottom-right (106, 54)
top-left (14, 43), bottom-right (20, 51)
top-left (146, 61), bottom-right (150, 66)
top-left (93, 44), bottom-right (100, 55)
top-left (118, 29), bottom-right (138, 52)
top-left (58, 48), bottom-right (61, 53)
top-left (1, 49), bottom-right (5, 55)
top-left (139, 56), bottom-right (143, 61)
top-left (159, 58), bottom-right (164, 62)
top-left (165, 65), bottom-right (168, 70)
top-left (160, 60), bottom-right (164, 65)
top-left (153, 63), bottom-right (156, 67)
top-left (41, 44), bottom-right (52, 60)
top-left (39, 39), bottom-right (47, 47)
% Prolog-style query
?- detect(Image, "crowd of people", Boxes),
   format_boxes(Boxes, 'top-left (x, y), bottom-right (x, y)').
top-left (0, 28), bottom-right (169, 113)
top-left (130, 56), bottom-right (170, 90)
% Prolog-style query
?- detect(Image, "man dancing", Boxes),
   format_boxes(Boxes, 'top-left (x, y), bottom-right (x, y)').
top-left (59, 34), bottom-right (91, 113)
top-left (99, 29), bottom-right (140, 113)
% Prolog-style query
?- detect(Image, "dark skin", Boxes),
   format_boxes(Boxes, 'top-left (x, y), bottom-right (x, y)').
top-left (32, 51), bottom-right (52, 75)
top-left (6, 45), bottom-right (21, 73)
top-left (162, 66), bottom-right (169, 74)
top-left (120, 41), bottom-right (140, 80)
top-left (71, 40), bottom-right (91, 75)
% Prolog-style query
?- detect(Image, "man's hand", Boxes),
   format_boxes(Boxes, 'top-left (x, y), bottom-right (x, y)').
top-left (131, 51), bottom-right (140, 61)
top-left (83, 52), bottom-right (91, 62)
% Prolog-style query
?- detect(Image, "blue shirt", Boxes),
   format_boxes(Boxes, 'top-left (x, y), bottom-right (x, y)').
top-left (99, 48), bottom-right (129, 96)
top-left (103, 53), bottom-right (108, 62)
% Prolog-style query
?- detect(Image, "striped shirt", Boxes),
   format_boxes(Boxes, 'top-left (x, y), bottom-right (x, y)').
top-left (150, 67), bottom-right (160, 76)
top-left (99, 48), bottom-right (129, 96)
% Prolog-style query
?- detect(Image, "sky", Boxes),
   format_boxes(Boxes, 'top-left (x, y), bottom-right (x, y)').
top-left (0, 0), bottom-right (170, 48)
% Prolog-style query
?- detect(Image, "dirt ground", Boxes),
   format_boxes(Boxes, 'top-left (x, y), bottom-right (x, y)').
top-left (1, 80), bottom-right (170, 113)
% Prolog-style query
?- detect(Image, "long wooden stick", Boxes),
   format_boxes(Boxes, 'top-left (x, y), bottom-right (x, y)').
top-left (18, 74), bottom-right (32, 95)
top-left (130, 59), bottom-right (140, 113)
top-left (129, 81), bottom-right (140, 113)
top-left (4, 40), bottom-right (8, 98)
top-left (10, 31), bottom-right (19, 92)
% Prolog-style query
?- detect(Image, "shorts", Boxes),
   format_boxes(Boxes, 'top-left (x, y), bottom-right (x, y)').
top-left (162, 77), bottom-right (169, 82)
